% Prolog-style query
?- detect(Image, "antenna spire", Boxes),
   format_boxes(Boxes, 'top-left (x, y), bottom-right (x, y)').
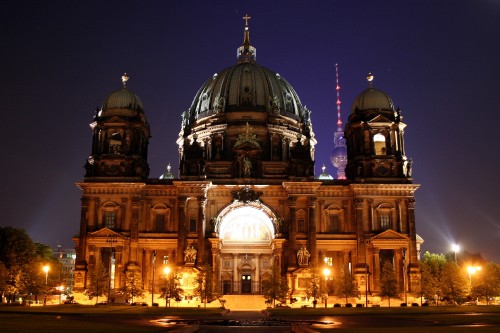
top-left (335, 64), bottom-right (342, 131)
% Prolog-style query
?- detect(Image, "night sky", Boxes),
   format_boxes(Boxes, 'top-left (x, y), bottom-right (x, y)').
top-left (1, 1), bottom-right (499, 263)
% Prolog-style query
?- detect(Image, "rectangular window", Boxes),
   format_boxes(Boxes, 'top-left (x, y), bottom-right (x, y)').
top-left (189, 218), bottom-right (197, 232)
top-left (380, 213), bottom-right (391, 230)
top-left (328, 215), bottom-right (340, 233)
top-left (163, 255), bottom-right (168, 265)
top-left (323, 256), bottom-right (333, 267)
top-left (104, 211), bottom-right (116, 229)
top-left (297, 219), bottom-right (306, 233)
top-left (155, 214), bottom-right (165, 231)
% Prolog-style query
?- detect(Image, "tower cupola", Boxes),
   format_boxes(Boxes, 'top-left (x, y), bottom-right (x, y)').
top-left (84, 74), bottom-right (151, 181)
top-left (344, 74), bottom-right (412, 183)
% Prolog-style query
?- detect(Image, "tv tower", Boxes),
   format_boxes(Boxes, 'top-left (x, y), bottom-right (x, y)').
top-left (330, 64), bottom-right (347, 179)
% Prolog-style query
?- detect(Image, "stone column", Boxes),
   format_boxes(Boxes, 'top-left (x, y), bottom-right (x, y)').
top-left (373, 248), bottom-right (380, 292)
top-left (307, 197), bottom-right (317, 264)
top-left (176, 197), bottom-right (187, 265)
top-left (354, 198), bottom-right (365, 265)
top-left (288, 197), bottom-right (297, 268)
top-left (233, 254), bottom-right (238, 293)
top-left (197, 196), bottom-right (207, 265)
top-left (406, 199), bottom-right (418, 263)
top-left (255, 254), bottom-right (260, 293)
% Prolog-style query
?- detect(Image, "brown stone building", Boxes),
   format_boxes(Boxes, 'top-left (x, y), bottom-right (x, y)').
top-left (73, 20), bottom-right (422, 304)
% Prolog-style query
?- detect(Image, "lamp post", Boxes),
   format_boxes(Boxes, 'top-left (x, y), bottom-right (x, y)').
top-left (106, 235), bottom-right (117, 304)
top-left (451, 244), bottom-right (460, 264)
top-left (467, 266), bottom-right (481, 304)
top-left (467, 266), bottom-right (481, 286)
top-left (151, 250), bottom-right (156, 306)
top-left (43, 265), bottom-right (49, 305)
top-left (323, 268), bottom-right (330, 308)
top-left (163, 266), bottom-right (171, 307)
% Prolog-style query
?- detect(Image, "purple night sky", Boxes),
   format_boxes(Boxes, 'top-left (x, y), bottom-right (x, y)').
top-left (1, 0), bottom-right (499, 263)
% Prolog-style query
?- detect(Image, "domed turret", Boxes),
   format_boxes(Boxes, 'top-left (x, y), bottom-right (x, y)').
top-left (84, 74), bottom-right (151, 181)
top-left (99, 74), bottom-right (147, 123)
top-left (177, 17), bottom-right (316, 182)
top-left (344, 74), bottom-right (412, 183)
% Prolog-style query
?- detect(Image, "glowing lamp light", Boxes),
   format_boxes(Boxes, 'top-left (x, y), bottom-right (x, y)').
top-left (163, 267), bottom-right (171, 275)
top-left (323, 268), bottom-right (331, 278)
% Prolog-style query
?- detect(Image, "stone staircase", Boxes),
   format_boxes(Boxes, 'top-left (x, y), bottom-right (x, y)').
top-left (222, 295), bottom-right (268, 310)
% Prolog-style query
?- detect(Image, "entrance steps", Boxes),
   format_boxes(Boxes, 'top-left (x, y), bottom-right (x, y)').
top-left (222, 295), bottom-right (267, 310)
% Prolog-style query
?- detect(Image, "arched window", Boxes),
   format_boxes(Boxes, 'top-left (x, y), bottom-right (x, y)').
top-left (101, 202), bottom-right (120, 229)
top-left (373, 133), bottom-right (386, 155)
top-left (375, 203), bottom-right (393, 231)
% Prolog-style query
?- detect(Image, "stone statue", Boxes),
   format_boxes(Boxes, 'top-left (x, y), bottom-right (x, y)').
top-left (184, 246), bottom-right (197, 264)
top-left (243, 157), bottom-right (251, 177)
top-left (297, 246), bottom-right (310, 266)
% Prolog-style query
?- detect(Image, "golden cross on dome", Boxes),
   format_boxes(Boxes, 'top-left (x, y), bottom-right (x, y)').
top-left (243, 14), bottom-right (251, 26)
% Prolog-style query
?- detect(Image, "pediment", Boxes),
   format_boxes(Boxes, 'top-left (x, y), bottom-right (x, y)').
top-left (368, 114), bottom-right (392, 123)
top-left (371, 229), bottom-right (409, 241)
top-left (89, 228), bottom-right (124, 239)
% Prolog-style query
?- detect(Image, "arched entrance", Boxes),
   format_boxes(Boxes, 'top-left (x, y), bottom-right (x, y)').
top-left (213, 201), bottom-right (279, 294)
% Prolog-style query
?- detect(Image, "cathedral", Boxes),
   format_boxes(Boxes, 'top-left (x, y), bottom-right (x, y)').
top-left (73, 18), bottom-right (422, 305)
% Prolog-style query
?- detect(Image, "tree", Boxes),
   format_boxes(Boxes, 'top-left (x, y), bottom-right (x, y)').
top-left (0, 227), bottom-right (58, 303)
top-left (0, 227), bottom-right (36, 302)
top-left (84, 262), bottom-right (109, 304)
top-left (472, 262), bottom-right (500, 305)
top-left (194, 264), bottom-right (219, 307)
top-left (441, 261), bottom-right (469, 304)
top-left (334, 267), bottom-right (359, 305)
top-left (304, 264), bottom-right (327, 308)
top-left (419, 251), bottom-right (447, 304)
top-left (261, 261), bottom-right (289, 307)
top-left (159, 268), bottom-right (183, 307)
top-left (379, 260), bottom-right (399, 307)
top-left (120, 269), bottom-right (144, 303)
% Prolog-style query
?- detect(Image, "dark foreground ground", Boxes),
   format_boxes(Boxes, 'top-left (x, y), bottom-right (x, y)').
top-left (0, 304), bottom-right (499, 333)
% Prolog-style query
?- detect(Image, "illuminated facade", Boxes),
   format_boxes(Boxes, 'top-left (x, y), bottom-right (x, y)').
top-left (73, 19), bottom-right (422, 303)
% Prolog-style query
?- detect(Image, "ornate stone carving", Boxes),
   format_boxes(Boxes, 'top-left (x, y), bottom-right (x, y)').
top-left (232, 186), bottom-right (263, 203)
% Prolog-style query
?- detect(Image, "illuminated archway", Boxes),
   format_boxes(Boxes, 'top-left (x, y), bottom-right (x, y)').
top-left (216, 202), bottom-right (276, 244)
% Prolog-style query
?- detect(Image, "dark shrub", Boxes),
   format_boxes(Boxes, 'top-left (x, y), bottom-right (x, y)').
top-left (400, 303), bottom-right (407, 307)
top-left (334, 303), bottom-right (341, 307)
top-left (411, 303), bottom-right (419, 307)
top-left (356, 304), bottom-right (363, 307)
top-left (345, 303), bottom-right (353, 307)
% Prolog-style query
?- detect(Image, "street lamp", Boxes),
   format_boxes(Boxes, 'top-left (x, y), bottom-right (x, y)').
top-left (106, 235), bottom-right (117, 304)
top-left (151, 250), bottom-right (156, 306)
top-left (467, 266), bottom-right (481, 286)
top-left (43, 265), bottom-right (49, 305)
top-left (163, 267), bottom-right (171, 307)
top-left (467, 266), bottom-right (481, 303)
top-left (451, 244), bottom-right (460, 263)
top-left (323, 268), bottom-right (330, 308)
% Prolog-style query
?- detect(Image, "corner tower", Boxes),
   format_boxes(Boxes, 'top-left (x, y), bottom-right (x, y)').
top-left (84, 74), bottom-right (151, 181)
top-left (344, 74), bottom-right (412, 183)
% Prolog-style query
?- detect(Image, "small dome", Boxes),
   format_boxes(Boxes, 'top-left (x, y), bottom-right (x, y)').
top-left (351, 87), bottom-right (394, 113)
top-left (103, 88), bottom-right (144, 112)
top-left (318, 164), bottom-right (333, 180)
top-left (99, 87), bottom-right (147, 123)
top-left (159, 164), bottom-right (175, 179)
